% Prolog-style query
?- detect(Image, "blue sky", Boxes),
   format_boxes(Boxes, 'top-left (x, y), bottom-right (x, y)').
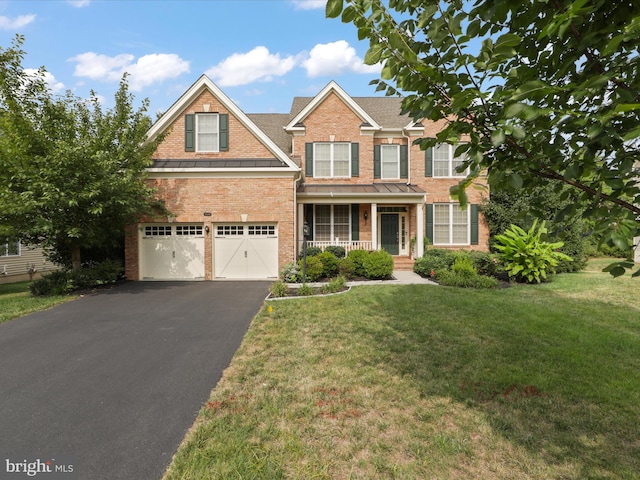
top-left (0, 0), bottom-right (383, 116)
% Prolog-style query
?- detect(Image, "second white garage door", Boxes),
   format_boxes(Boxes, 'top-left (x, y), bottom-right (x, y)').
top-left (213, 224), bottom-right (278, 279)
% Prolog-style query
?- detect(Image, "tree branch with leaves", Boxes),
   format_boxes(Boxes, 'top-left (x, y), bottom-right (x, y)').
top-left (328, 0), bottom-right (640, 275)
top-left (0, 35), bottom-right (166, 270)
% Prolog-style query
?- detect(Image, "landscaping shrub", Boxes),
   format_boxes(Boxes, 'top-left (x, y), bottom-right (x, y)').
top-left (324, 245), bottom-right (346, 258)
top-left (413, 249), bottom-right (457, 277)
top-left (297, 284), bottom-right (314, 296)
top-left (338, 257), bottom-right (356, 279)
top-left (323, 276), bottom-right (347, 294)
top-left (30, 270), bottom-right (71, 296)
top-left (317, 251), bottom-right (340, 278)
top-left (347, 249), bottom-right (370, 277)
top-left (451, 255), bottom-right (477, 278)
top-left (297, 256), bottom-right (323, 282)
top-left (269, 281), bottom-right (289, 298)
top-left (29, 259), bottom-right (123, 296)
top-left (494, 220), bottom-right (573, 283)
top-left (299, 245), bottom-right (322, 258)
top-left (279, 262), bottom-right (299, 283)
top-left (363, 250), bottom-right (394, 279)
top-left (467, 251), bottom-right (501, 277)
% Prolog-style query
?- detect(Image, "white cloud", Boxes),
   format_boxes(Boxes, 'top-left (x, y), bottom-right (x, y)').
top-left (301, 40), bottom-right (381, 77)
top-left (24, 68), bottom-right (65, 94)
top-left (205, 46), bottom-right (296, 87)
top-left (67, 0), bottom-right (90, 7)
top-left (68, 52), bottom-right (190, 91)
top-left (290, 0), bottom-right (326, 10)
top-left (0, 14), bottom-right (36, 30)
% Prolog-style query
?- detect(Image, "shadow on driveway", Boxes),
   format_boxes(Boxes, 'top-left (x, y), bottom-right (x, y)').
top-left (0, 281), bottom-right (271, 480)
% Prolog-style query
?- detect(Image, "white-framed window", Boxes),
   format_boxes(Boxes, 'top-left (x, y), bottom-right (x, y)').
top-left (381, 144), bottom-right (400, 179)
top-left (314, 143), bottom-right (350, 178)
top-left (217, 225), bottom-right (244, 236)
top-left (1, 239), bottom-right (20, 257)
top-left (433, 204), bottom-right (469, 245)
top-left (196, 113), bottom-right (219, 152)
top-left (144, 226), bottom-right (172, 237)
top-left (314, 205), bottom-right (350, 242)
top-left (433, 143), bottom-right (467, 177)
top-left (176, 225), bottom-right (204, 236)
top-left (248, 225), bottom-right (276, 236)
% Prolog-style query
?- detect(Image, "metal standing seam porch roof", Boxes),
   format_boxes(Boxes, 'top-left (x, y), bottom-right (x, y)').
top-left (297, 183), bottom-right (426, 201)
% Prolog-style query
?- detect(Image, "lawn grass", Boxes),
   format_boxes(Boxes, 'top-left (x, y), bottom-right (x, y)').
top-left (0, 281), bottom-right (76, 324)
top-left (164, 259), bottom-right (640, 479)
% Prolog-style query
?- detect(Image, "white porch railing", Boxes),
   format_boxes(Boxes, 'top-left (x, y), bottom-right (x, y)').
top-left (304, 240), bottom-right (373, 253)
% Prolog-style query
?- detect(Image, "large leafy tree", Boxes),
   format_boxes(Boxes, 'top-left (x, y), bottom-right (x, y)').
top-left (328, 0), bottom-right (640, 274)
top-left (0, 36), bottom-right (164, 270)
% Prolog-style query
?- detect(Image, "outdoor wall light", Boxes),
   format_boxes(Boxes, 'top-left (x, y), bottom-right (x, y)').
top-left (205, 226), bottom-right (210, 234)
top-left (363, 211), bottom-right (368, 225)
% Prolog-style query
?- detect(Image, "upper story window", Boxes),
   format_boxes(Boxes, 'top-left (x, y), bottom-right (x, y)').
top-left (381, 145), bottom-right (400, 179)
top-left (313, 143), bottom-right (351, 178)
top-left (184, 113), bottom-right (229, 153)
top-left (1, 239), bottom-right (20, 257)
top-left (433, 144), bottom-right (467, 177)
top-left (374, 144), bottom-right (408, 180)
top-left (196, 113), bottom-right (219, 152)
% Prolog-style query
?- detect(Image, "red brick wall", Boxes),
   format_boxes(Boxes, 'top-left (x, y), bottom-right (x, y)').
top-left (154, 91), bottom-right (274, 160)
top-left (125, 176), bottom-right (295, 280)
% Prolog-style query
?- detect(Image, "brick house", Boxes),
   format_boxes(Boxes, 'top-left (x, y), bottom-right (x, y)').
top-left (124, 75), bottom-right (489, 280)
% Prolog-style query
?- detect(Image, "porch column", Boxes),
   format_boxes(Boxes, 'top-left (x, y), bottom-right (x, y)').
top-left (297, 204), bottom-right (305, 258)
top-left (416, 203), bottom-right (424, 258)
top-left (371, 203), bottom-right (378, 250)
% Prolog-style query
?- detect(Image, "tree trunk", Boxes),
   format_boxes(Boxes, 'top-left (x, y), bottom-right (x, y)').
top-left (71, 242), bottom-right (82, 271)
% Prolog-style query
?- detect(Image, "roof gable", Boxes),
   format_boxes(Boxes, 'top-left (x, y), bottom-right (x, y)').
top-left (284, 81), bottom-right (381, 132)
top-left (146, 75), bottom-right (298, 170)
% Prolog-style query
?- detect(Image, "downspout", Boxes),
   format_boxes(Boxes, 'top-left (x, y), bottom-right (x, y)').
top-left (402, 129), bottom-right (411, 186)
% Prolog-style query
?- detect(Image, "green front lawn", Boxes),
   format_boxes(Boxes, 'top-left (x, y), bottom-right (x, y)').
top-left (0, 281), bottom-right (76, 324)
top-left (164, 259), bottom-right (640, 479)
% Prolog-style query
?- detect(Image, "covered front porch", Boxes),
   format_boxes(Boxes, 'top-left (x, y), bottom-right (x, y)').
top-left (296, 183), bottom-right (427, 260)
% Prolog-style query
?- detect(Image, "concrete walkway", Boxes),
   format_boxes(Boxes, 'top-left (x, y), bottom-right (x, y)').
top-left (350, 270), bottom-right (437, 286)
top-left (288, 270), bottom-right (437, 288)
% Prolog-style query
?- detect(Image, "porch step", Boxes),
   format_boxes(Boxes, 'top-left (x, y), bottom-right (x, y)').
top-left (393, 256), bottom-right (415, 271)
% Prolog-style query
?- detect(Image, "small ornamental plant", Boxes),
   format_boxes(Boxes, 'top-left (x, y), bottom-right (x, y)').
top-left (494, 220), bottom-right (572, 283)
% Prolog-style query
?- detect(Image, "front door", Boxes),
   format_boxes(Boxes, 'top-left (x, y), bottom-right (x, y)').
top-left (380, 214), bottom-right (399, 255)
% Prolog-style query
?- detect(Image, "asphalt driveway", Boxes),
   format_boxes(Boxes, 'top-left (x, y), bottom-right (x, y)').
top-left (0, 281), bottom-right (271, 480)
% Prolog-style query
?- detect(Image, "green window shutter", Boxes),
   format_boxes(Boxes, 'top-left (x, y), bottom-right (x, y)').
top-left (351, 204), bottom-right (360, 241)
top-left (470, 204), bottom-right (479, 245)
top-left (425, 147), bottom-right (433, 177)
top-left (400, 145), bottom-right (408, 179)
top-left (304, 204), bottom-right (314, 240)
top-left (305, 143), bottom-right (314, 177)
top-left (351, 143), bottom-right (359, 177)
top-left (219, 114), bottom-right (229, 151)
top-left (185, 114), bottom-right (195, 152)
top-left (374, 145), bottom-right (381, 179)
top-left (426, 204), bottom-right (434, 244)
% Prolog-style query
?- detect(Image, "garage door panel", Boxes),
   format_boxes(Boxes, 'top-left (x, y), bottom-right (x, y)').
top-left (214, 238), bottom-right (247, 279)
top-left (140, 225), bottom-right (205, 280)
top-left (214, 224), bottom-right (278, 279)
top-left (247, 238), bottom-right (278, 278)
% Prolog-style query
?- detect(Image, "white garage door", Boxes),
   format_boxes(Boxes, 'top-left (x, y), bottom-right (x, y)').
top-left (214, 224), bottom-right (278, 279)
top-left (140, 225), bottom-right (205, 280)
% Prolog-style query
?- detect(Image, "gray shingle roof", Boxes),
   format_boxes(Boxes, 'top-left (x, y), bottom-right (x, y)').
top-left (289, 96), bottom-right (413, 129)
top-left (247, 113), bottom-right (291, 155)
